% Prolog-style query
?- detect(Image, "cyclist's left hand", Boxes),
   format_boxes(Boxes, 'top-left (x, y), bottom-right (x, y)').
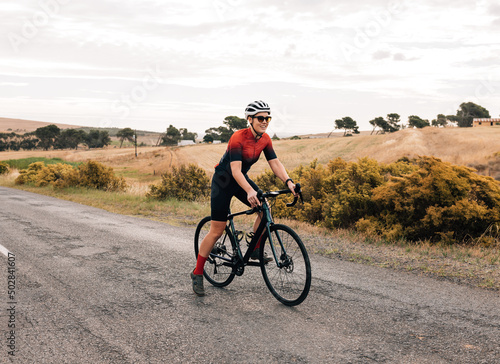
top-left (287, 181), bottom-right (297, 197)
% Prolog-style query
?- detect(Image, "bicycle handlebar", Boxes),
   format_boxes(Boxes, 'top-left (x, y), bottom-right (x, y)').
top-left (237, 183), bottom-right (303, 217)
top-left (257, 183), bottom-right (303, 206)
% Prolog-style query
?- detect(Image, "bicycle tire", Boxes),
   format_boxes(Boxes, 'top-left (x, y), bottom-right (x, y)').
top-left (260, 224), bottom-right (311, 306)
top-left (194, 216), bottom-right (236, 287)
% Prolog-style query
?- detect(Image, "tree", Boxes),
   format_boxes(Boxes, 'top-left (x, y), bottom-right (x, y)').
top-left (334, 116), bottom-right (359, 136)
top-left (431, 114), bottom-right (448, 127)
top-left (408, 115), bottom-right (430, 129)
top-left (117, 128), bottom-right (135, 148)
top-left (449, 102), bottom-right (490, 127)
top-left (369, 116), bottom-right (385, 135)
top-left (204, 115), bottom-right (247, 143)
top-left (202, 134), bottom-right (214, 143)
top-left (180, 128), bottom-right (198, 142)
top-left (35, 124), bottom-right (60, 150)
top-left (85, 130), bottom-right (111, 149)
top-left (56, 129), bottom-right (86, 149)
top-left (387, 113), bottom-right (402, 131)
top-left (223, 116), bottom-right (247, 131)
top-left (369, 116), bottom-right (398, 134)
top-left (19, 137), bottom-right (39, 150)
top-left (204, 126), bottom-right (233, 143)
top-left (8, 141), bottom-right (20, 151)
top-left (161, 125), bottom-right (182, 146)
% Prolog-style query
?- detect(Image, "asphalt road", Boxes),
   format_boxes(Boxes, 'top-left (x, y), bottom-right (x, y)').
top-left (0, 186), bottom-right (499, 363)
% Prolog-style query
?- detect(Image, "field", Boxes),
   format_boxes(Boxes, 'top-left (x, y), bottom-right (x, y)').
top-left (0, 117), bottom-right (81, 133)
top-left (1, 125), bottom-right (500, 181)
top-left (0, 117), bottom-right (162, 147)
top-left (1, 123), bottom-right (500, 290)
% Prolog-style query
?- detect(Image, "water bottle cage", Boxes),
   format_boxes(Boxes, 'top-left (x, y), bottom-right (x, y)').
top-left (235, 230), bottom-right (244, 243)
top-left (245, 232), bottom-right (255, 245)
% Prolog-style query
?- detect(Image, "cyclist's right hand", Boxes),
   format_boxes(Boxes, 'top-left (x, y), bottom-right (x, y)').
top-left (247, 189), bottom-right (261, 207)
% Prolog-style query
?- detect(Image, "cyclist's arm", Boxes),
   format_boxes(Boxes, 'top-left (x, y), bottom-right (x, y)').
top-left (230, 161), bottom-right (260, 206)
top-left (268, 159), bottom-right (297, 196)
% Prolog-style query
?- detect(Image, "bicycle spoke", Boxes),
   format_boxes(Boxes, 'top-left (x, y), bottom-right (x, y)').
top-left (194, 216), bottom-right (236, 287)
top-left (261, 224), bottom-right (311, 306)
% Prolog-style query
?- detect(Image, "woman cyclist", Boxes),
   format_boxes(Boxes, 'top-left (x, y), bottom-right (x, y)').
top-left (191, 100), bottom-right (297, 296)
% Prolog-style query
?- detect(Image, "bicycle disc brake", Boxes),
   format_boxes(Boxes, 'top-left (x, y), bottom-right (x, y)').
top-left (280, 253), bottom-right (294, 273)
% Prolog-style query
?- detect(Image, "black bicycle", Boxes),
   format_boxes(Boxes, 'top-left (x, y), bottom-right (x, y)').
top-left (194, 184), bottom-right (311, 306)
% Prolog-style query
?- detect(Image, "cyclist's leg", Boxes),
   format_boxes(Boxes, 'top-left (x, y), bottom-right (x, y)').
top-left (197, 220), bottom-right (227, 258)
top-left (193, 172), bottom-right (234, 274)
top-left (234, 176), bottom-right (262, 241)
top-left (191, 219), bottom-right (227, 295)
top-left (252, 212), bottom-right (264, 248)
top-left (233, 174), bottom-right (257, 208)
top-left (234, 177), bottom-right (268, 260)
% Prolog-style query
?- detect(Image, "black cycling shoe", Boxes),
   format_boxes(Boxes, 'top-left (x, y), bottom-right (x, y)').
top-left (250, 248), bottom-right (272, 263)
top-left (190, 271), bottom-right (205, 296)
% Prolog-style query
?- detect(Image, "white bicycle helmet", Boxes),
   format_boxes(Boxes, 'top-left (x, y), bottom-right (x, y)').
top-left (244, 100), bottom-right (271, 118)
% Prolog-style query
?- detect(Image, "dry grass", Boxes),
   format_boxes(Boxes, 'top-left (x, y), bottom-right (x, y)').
top-left (0, 117), bottom-right (80, 133)
top-left (1, 171), bottom-right (499, 290)
top-left (2, 126), bottom-right (500, 290)
top-left (3, 126), bottom-right (499, 181)
top-left (291, 221), bottom-right (500, 290)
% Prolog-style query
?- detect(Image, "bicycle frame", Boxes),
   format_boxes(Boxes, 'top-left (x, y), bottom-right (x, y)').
top-left (227, 201), bottom-right (273, 268)
top-left (211, 184), bottom-right (302, 272)
top-left (196, 183), bottom-right (310, 306)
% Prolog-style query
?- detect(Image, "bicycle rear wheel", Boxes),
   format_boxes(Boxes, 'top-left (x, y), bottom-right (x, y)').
top-left (260, 224), bottom-right (311, 306)
top-left (194, 216), bottom-right (236, 287)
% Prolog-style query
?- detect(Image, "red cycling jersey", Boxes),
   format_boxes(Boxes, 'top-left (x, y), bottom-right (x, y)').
top-left (215, 128), bottom-right (277, 175)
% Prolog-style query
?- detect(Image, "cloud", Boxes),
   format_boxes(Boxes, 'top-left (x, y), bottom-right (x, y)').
top-left (0, 0), bottom-right (498, 134)
top-left (372, 50), bottom-right (392, 60)
top-left (0, 82), bottom-right (28, 87)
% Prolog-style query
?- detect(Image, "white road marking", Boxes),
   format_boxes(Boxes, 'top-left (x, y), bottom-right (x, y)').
top-left (0, 243), bottom-right (11, 257)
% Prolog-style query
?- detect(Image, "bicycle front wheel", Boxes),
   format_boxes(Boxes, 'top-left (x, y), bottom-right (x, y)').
top-left (260, 224), bottom-right (311, 306)
top-left (194, 216), bottom-right (236, 287)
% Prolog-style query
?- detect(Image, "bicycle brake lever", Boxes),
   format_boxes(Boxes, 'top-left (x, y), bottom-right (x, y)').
top-left (286, 197), bottom-right (298, 207)
top-left (296, 183), bottom-right (304, 204)
top-left (245, 207), bottom-right (259, 215)
top-left (286, 183), bottom-right (302, 207)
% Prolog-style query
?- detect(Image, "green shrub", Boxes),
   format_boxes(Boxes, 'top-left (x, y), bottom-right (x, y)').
top-left (147, 164), bottom-right (210, 201)
top-left (35, 163), bottom-right (76, 188)
top-left (293, 160), bottom-right (329, 224)
top-left (15, 160), bottom-right (126, 191)
top-left (255, 156), bottom-right (500, 244)
top-left (76, 160), bottom-right (126, 191)
top-left (321, 157), bottom-right (385, 228)
top-left (0, 162), bottom-right (9, 175)
top-left (15, 162), bottom-right (46, 185)
top-left (255, 157), bottom-right (417, 228)
top-left (356, 156), bottom-right (500, 243)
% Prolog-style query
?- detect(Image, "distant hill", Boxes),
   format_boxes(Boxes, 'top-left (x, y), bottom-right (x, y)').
top-left (0, 117), bottom-right (82, 134)
top-left (0, 117), bottom-right (163, 146)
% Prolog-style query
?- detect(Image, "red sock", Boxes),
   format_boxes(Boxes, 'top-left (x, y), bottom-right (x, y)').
top-left (193, 255), bottom-right (207, 275)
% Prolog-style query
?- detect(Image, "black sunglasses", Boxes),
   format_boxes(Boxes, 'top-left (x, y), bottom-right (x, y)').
top-left (252, 115), bottom-right (272, 122)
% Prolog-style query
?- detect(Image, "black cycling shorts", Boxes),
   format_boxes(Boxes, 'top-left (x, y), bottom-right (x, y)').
top-left (210, 170), bottom-right (258, 221)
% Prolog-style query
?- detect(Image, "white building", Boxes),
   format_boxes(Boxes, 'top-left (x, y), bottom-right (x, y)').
top-left (473, 118), bottom-right (500, 127)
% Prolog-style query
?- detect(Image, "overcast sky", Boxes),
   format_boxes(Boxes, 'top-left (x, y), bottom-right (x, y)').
top-left (1, 0), bottom-right (499, 136)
